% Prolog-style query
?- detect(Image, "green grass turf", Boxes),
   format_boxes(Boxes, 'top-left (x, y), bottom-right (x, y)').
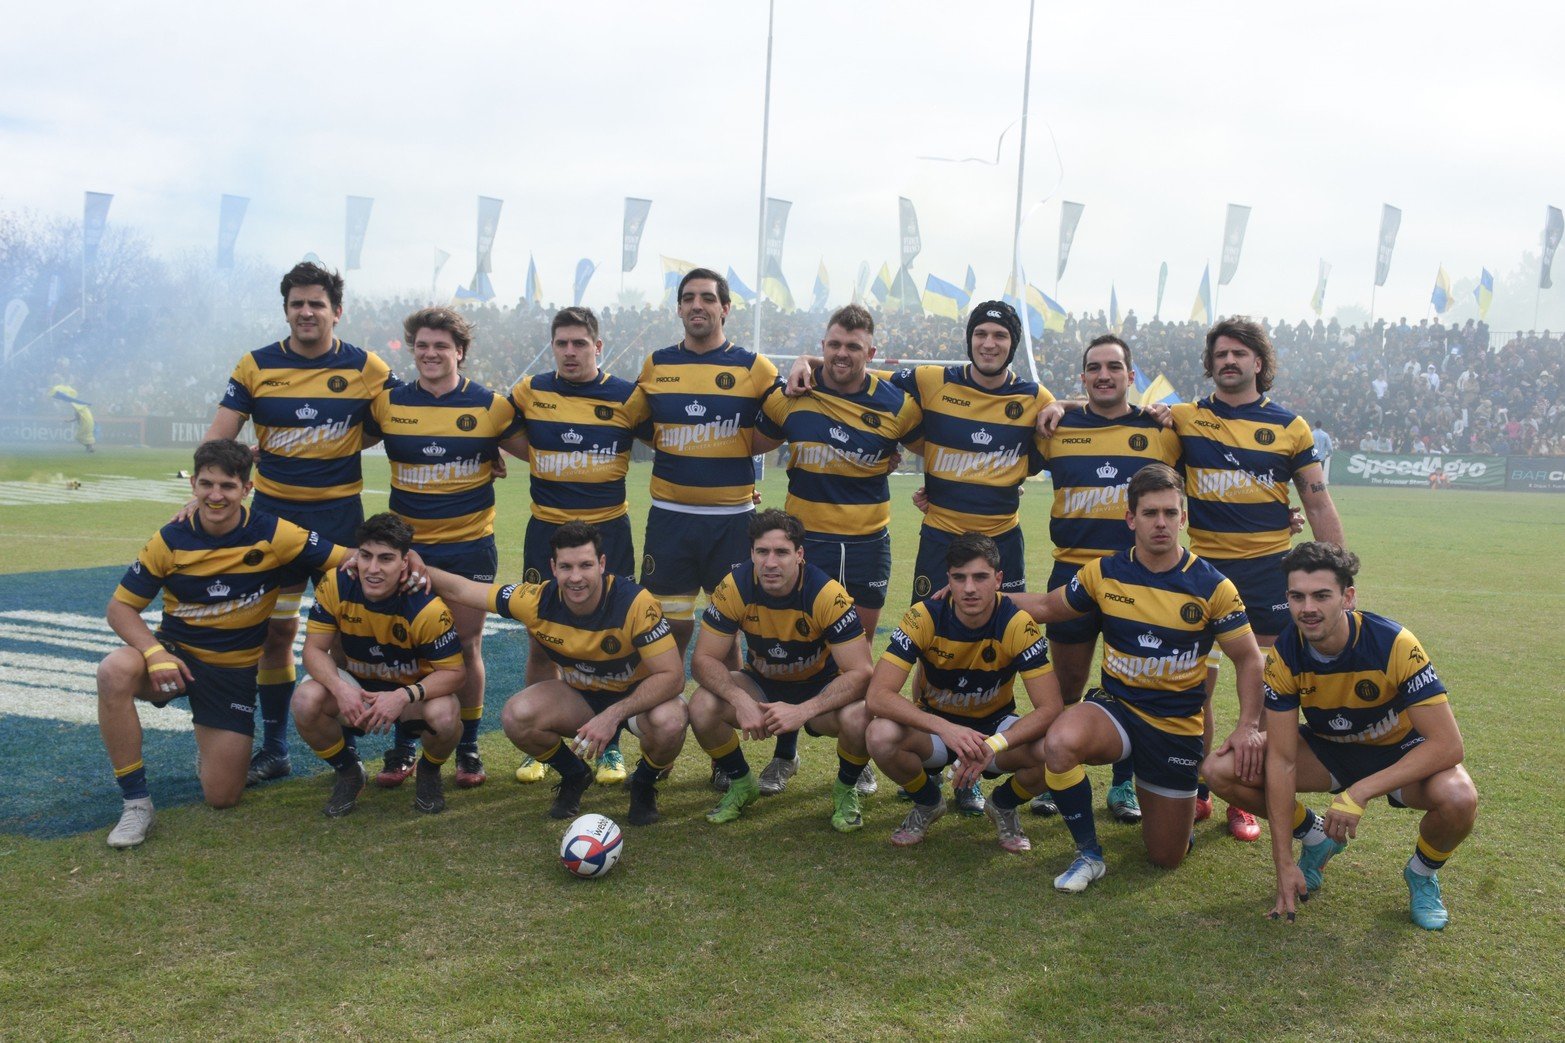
top-left (1, 447), bottom-right (1563, 1040)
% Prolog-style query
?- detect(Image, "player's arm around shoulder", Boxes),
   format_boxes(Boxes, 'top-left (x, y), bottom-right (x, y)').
top-left (425, 567), bottom-right (502, 615)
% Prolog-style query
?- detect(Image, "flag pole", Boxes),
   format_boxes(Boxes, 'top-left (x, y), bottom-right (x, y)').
top-left (1009, 0), bottom-right (1040, 382)
top-left (752, 0), bottom-right (776, 355)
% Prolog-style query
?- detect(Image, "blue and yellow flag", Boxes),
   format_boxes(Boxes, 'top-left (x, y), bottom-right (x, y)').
top-left (1190, 264), bottom-right (1212, 324)
top-left (572, 258), bottom-right (596, 306)
top-left (964, 265), bottom-right (977, 296)
top-left (811, 260), bottom-right (830, 311)
top-left (1473, 268), bottom-right (1493, 319)
top-left (1109, 284), bottom-right (1121, 332)
top-left (725, 266), bottom-right (757, 306)
top-left (869, 262), bottom-right (892, 306)
top-left (525, 254), bottom-right (542, 307)
top-left (454, 271), bottom-right (495, 303)
top-left (1128, 370), bottom-right (1180, 406)
top-left (922, 274), bottom-right (969, 321)
top-left (1431, 266), bottom-right (1454, 315)
top-left (1039, 288), bottom-right (1067, 333)
top-left (662, 255), bottom-right (698, 307)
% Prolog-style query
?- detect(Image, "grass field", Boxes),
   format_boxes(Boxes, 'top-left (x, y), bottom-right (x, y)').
top-left (2, 447), bottom-right (1563, 1042)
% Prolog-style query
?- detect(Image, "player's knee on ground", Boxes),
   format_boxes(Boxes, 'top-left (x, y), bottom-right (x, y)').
top-left (1146, 840), bottom-right (1189, 871)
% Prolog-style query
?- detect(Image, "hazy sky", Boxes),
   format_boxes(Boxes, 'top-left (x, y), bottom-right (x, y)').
top-left (5, 1), bottom-right (1564, 327)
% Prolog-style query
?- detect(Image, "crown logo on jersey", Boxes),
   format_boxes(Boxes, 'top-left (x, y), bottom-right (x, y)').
top-left (828, 425), bottom-right (850, 444)
top-left (769, 643), bottom-right (788, 659)
top-left (295, 403), bottom-right (319, 421)
top-left (560, 428), bottom-right (584, 445)
top-left (1097, 462), bottom-right (1119, 480)
top-left (1136, 631), bottom-right (1163, 649)
top-left (971, 428), bottom-right (994, 446)
top-left (685, 400), bottom-right (708, 418)
top-left (368, 644), bottom-right (383, 658)
top-left (206, 580), bottom-right (232, 598)
top-left (1329, 713), bottom-right (1351, 731)
top-left (421, 443), bottom-right (446, 457)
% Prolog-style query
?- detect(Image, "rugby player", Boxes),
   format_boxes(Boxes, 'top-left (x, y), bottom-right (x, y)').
top-left (427, 522), bottom-right (687, 826)
top-left (367, 307), bottom-right (526, 792)
top-left (203, 262), bottom-right (398, 785)
top-left (291, 513), bottom-right (466, 817)
top-left (865, 532), bottom-right (1065, 852)
top-left (1201, 542), bottom-right (1477, 930)
top-left (1170, 317), bottom-right (1344, 841)
top-left (509, 306), bottom-right (651, 785)
top-left (1011, 463), bottom-right (1265, 892)
top-left (750, 303), bottom-right (922, 797)
top-left (688, 510), bottom-right (875, 831)
top-left (96, 439), bottom-right (347, 847)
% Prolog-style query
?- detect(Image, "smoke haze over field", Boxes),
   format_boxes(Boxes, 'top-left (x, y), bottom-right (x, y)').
top-left (4, 0), bottom-right (1564, 327)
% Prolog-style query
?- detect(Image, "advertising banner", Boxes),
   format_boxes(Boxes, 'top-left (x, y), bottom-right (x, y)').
top-left (1335, 451), bottom-right (1505, 489)
top-left (1504, 457), bottom-right (1565, 492)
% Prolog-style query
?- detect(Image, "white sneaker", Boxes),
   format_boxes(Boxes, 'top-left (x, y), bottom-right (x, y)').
top-left (107, 797), bottom-right (155, 849)
top-left (758, 756), bottom-right (800, 795)
top-left (855, 764), bottom-right (879, 796)
top-left (1054, 851), bottom-right (1106, 893)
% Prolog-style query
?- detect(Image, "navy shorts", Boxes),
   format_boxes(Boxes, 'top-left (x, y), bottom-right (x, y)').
top-left (572, 683), bottom-right (644, 742)
top-left (254, 492), bottom-right (364, 549)
top-left (524, 514), bottom-right (635, 585)
top-left (1301, 725), bottom-right (1423, 807)
top-left (640, 506), bottom-right (753, 597)
top-left (1045, 560), bottom-right (1102, 644)
top-left (745, 670), bottom-right (832, 706)
top-left (804, 529), bottom-right (891, 610)
top-left (911, 523), bottom-right (1026, 601)
top-left (1084, 693), bottom-right (1203, 798)
top-left (921, 706), bottom-right (1021, 775)
top-left (415, 537), bottom-right (498, 584)
top-left (1205, 552), bottom-right (1288, 637)
top-left (149, 641), bottom-right (258, 736)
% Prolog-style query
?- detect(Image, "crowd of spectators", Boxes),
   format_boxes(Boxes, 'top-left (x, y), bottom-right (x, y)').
top-left (13, 290), bottom-right (1565, 459)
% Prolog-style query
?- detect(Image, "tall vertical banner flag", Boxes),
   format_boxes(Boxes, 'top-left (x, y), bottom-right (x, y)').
top-left (525, 254), bottom-right (541, 307)
top-left (1109, 285), bottom-right (1121, 332)
top-left (1311, 259), bottom-right (1332, 316)
top-left (4, 299), bottom-right (28, 363)
top-left (761, 198), bottom-right (794, 310)
top-left (82, 192), bottom-right (113, 266)
top-left (433, 248), bottom-right (451, 285)
top-left (1155, 262), bottom-right (1168, 319)
top-left (1430, 266), bottom-right (1454, 314)
top-left (964, 266), bottom-right (977, 297)
top-left (1374, 204), bottom-right (1401, 287)
top-left (1057, 201), bottom-right (1085, 282)
top-left (811, 260), bottom-right (830, 311)
top-left (1540, 206), bottom-right (1564, 289)
top-left (853, 261), bottom-right (870, 303)
top-left (216, 194), bottom-right (249, 269)
top-left (573, 259), bottom-right (596, 306)
top-left (1218, 204), bottom-right (1251, 286)
top-left (476, 196), bottom-right (503, 274)
top-left (1473, 268), bottom-right (1493, 319)
top-left (622, 197), bottom-right (652, 273)
top-left (898, 197), bottom-right (922, 267)
top-left (345, 196), bottom-right (374, 270)
top-left (1191, 264), bottom-right (1213, 324)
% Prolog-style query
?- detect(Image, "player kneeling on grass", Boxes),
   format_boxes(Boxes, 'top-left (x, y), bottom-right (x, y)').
top-left (688, 509), bottom-right (875, 831)
top-left (96, 439), bottom-right (348, 848)
top-left (1201, 541), bottom-right (1478, 930)
top-left (1010, 463), bottom-right (1265, 893)
top-left (428, 522), bottom-right (687, 826)
top-left (865, 532), bottom-right (1065, 852)
top-left (291, 513), bottom-right (466, 817)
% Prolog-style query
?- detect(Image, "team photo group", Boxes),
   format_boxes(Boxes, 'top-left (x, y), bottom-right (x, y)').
top-left (95, 260), bottom-right (1478, 931)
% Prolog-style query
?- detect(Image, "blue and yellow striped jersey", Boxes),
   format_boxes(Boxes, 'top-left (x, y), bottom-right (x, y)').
top-left (219, 339), bottom-right (398, 505)
top-left (888, 365), bottom-right (1054, 536)
top-left (1264, 611), bottom-right (1447, 749)
top-left (702, 561), bottom-right (865, 685)
top-left (1171, 396), bottom-right (1320, 560)
top-left (113, 507), bottom-right (347, 668)
top-left (882, 594), bottom-right (1052, 721)
top-left (306, 571), bottom-right (464, 691)
top-left (367, 378), bottom-right (519, 546)
top-left (1042, 407), bottom-right (1181, 565)
top-left (636, 341), bottom-right (779, 509)
top-left (1065, 548), bottom-right (1251, 733)
top-left (754, 375), bottom-right (923, 537)
top-left (488, 574), bottom-right (675, 696)
top-left (509, 371), bottom-right (651, 525)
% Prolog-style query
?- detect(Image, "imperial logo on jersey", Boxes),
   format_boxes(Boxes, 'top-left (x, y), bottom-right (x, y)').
top-left (636, 342), bottom-right (779, 509)
top-left (755, 376), bottom-right (922, 537)
top-left (219, 339), bottom-right (398, 505)
top-left (1264, 610), bottom-right (1447, 747)
top-left (702, 561), bottom-right (864, 683)
top-left (488, 575), bottom-right (674, 694)
top-left (112, 507), bottom-right (346, 668)
top-left (1043, 407), bottom-right (1181, 565)
top-left (1065, 548), bottom-right (1251, 733)
top-left (1171, 396), bottom-right (1320, 559)
top-left (510, 371), bottom-right (650, 525)
top-left (307, 572), bottom-right (464, 690)
top-left (889, 365), bottom-right (1054, 536)
top-left (882, 594), bottom-right (1052, 721)
top-left (368, 378), bottom-right (519, 546)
